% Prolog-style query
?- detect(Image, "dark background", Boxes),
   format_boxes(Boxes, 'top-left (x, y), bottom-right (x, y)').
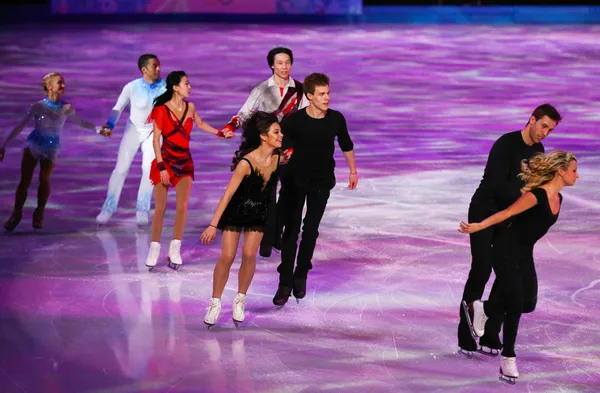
top-left (6, 0), bottom-right (600, 5)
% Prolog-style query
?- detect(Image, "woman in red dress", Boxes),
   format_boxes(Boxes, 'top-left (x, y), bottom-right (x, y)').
top-left (145, 71), bottom-right (233, 270)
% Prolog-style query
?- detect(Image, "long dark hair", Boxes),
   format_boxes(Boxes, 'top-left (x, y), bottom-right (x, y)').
top-left (153, 71), bottom-right (186, 107)
top-left (231, 111), bottom-right (279, 171)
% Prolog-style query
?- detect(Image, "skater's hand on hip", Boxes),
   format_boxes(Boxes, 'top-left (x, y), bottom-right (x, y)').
top-left (0, 147), bottom-right (5, 162)
top-left (160, 170), bottom-right (170, 187)
top-left (348, 173), bottom-right (358, 190)
top-left (458, 221), bottom-right (481, 234)
top-left (200, 226), bottom-right (217, 244)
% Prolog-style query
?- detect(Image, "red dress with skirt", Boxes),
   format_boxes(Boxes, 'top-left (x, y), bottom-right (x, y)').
top-left (149, 102), bottom-right (194, 187)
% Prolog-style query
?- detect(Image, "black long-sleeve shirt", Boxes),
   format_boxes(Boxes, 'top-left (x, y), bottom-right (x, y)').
top-left (281, 108), bottom-right (354, 189)
top-left (472, 131), bottom-right (544, 210)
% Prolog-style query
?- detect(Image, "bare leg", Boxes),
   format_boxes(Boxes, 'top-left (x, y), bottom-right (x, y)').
top-left (151, 184), bottom-right (168, 242)
top-left (238, 231), bottom-right (263, 295)
top-left (173, 177), bottom-right (192, 240)
top-left (212, 230), bottom-right (241, 298)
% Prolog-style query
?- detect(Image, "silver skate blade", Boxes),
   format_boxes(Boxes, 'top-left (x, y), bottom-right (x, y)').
top-left (457, 348), bottom-right (475, 359)
top-left (461, 301), bottom-right (478, 340)
top-left (478, 346), bottom-right (500, 357)
top-left (499, 375), bottom-right (516, 385)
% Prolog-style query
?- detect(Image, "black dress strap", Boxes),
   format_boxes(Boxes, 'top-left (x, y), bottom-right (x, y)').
top-left (240, 157), bottom-right (254, 172)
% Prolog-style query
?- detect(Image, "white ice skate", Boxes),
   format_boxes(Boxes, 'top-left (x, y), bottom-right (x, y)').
top-left (232, 293), bottom-right (246, 326)
top-left (136, 211), bottom-right (149, 226)
top-left (499, 356), bottom-right (518, 385)
top-left (168, 239), bottom-right (183, 270)
top-left (462, 300), bottom-right (488, 338)
top-left (145, 242), bottom-right (161, 271)
top-left (96, 210), bottom-right (113, 225)
top-left (204, 298), bottom-right (222, 328)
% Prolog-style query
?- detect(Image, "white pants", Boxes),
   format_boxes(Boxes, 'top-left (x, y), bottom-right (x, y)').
top-left (100, 121), bottom-right (155, 214)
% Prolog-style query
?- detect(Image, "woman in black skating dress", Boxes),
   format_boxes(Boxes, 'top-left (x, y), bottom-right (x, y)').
top-left (200, 111), bottom-right (283, 327)
top-left (459, 150), bottom-right (579, 384)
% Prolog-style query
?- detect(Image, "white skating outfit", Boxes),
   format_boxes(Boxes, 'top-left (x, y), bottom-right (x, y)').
top-left (97, 78), bottom-right (166, 224)
top-left (223, 75), bottom-right (308, 132)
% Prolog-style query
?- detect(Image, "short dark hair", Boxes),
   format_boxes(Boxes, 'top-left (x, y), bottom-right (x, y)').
top-left (303, 73), bottom-right (330, 96)
top-left (531, 104), bottom-right (562, 124)
top-left (138, 54), bottom-right (158, 71)
top-left (267, 47), bottom-right (293, 70)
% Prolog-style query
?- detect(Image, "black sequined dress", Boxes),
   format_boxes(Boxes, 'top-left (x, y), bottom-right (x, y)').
top-left (218, 154), bottom-right (280, 232)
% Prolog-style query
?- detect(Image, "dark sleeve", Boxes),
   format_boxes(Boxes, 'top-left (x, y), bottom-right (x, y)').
top-left (484, 136), bottom-right (522, 207)
top-left (335, 112), bottom-right (354, 152)
top-left (529, 188), bottom-right (545, 205)
top-left (281, 115), bottom-right (295, 151)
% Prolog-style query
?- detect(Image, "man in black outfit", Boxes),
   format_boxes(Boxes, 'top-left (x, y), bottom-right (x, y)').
top-left (458, 104), bottom-right (562, 356)
top-left (273, 73), bottom-right (358, 306)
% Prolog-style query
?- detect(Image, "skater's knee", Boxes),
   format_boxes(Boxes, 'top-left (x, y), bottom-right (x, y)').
top-left (175, 203), bottom-right (188, 217)
top-left (219, 253), bottom-right (236, 267)
top-left (154, 202), bottom-right (167, 215)
top-left (241, 250), bottom-right (256, 264)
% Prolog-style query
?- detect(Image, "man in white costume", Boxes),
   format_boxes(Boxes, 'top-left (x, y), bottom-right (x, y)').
top-left (97, 54), bottom-right (166, 226)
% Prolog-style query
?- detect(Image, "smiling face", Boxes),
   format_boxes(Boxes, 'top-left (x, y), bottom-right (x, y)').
top-left (272, 53), bottom-right (292, 80)
top-left (261, 122), bottom-right (283, 149)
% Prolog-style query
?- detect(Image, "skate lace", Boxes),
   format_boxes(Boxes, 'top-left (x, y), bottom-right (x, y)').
top-left (207, 300), bottom-right (221, 315)
top-left (234, 296), bottom-right (246, 305)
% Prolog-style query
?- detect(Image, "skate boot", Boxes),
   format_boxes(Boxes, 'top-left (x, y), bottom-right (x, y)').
top-left (462, 300), bottom-right (488, 338)
top-left (4, 211), bottom-right (22, 232)
top-left (232, 293), bottom-right (246, 326)
top-left (136, 211), bottom-right (149, 227)
top-left (32, 208), bottom-right (44, 230)
top-left (145, 242), bottom-right (160, 271)
top-left (96, 209), bottom-right (113, 226)
top-left (167, 239), bottom-right (182, 270)
top-left (478, 335), bottom-right (502, 357)
top-left (499, 356), bottom-right (518, 384)
top-left (204, 298), bottom-right (222, 328)
top-left (273, 286), bottom-right (292, 307)
top-left (292, 275), bottom-right (307, 303)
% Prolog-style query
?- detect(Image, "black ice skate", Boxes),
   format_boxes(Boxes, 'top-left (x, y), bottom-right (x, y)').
top-left (292, 275), bottom-right (306, 304)
top-left (273, 286), bottom-right (292, 307)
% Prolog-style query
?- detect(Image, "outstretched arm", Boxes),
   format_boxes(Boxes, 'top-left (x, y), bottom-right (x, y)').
top-left (459, 192), bottom-right (538, 234)
top-left (0, 104), bottom-right (37, 159)
top-left (65, 105), bottom-right (110, 136)
top-left (222, 86), bottom-right (261, 133)
top-left (200, 160), bottom-right (251, 244)
top-left (192, 103), bottom-right (233, 139)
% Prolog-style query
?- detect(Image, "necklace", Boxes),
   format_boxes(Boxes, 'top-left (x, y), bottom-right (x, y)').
top-left (252, 152), bottom-right (271, 168)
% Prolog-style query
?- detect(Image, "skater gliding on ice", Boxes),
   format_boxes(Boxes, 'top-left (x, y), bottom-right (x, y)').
top-left (459, 150), bottom-right (579, 384)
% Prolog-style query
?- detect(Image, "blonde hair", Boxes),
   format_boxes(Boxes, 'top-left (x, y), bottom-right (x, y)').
top-left (519, 150), bottom-right (577, 193)
top-left (42, 72), bottom-right (62, 93)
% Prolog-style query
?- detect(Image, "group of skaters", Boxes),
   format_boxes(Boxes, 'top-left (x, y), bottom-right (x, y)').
top-left (0, 47), bottom-right (580, 384)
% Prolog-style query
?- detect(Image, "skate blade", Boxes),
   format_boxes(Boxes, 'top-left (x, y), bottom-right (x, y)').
top-left (478, 346), bottom-right (500, 357)
top-left (499, 374), bottom-right (517, 385)
top-left (204, 322), bottom-right (215, 331)
top-left (167, 258), bottom-right (181, 270)
top-left (146, 265), bottom-right (155, 272)
top-left (457, 348), bottom-right (476, 359)
top-left (461, 301), bottom-right (479, 340)
top-left (232, 319), bottom-right (243, 327)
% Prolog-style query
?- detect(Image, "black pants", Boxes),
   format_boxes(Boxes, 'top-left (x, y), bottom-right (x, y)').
top-left (484, 238), bottom-right (538, 358)
top-left (277, 182), bottom-right (330, 287)
top-left (458, 201), bottom-right (499, 350)
top-left (261, 166), bottom-right (291, 253)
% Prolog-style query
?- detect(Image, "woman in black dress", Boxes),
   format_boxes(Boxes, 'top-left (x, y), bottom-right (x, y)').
top-left (200, 111), bottom-right (282, 327)
top-left (459, 150), bottom-right (579, 384)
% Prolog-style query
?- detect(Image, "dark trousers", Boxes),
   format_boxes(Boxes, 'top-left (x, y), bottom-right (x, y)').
top-left (458, 201), bottom-right (499, 350)
top-left (277, 181), bottom-right (330, 287)
top-left (260, 166), bottom-right (290, 253)
top-left (484, 238), bottom-right (538, 358)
